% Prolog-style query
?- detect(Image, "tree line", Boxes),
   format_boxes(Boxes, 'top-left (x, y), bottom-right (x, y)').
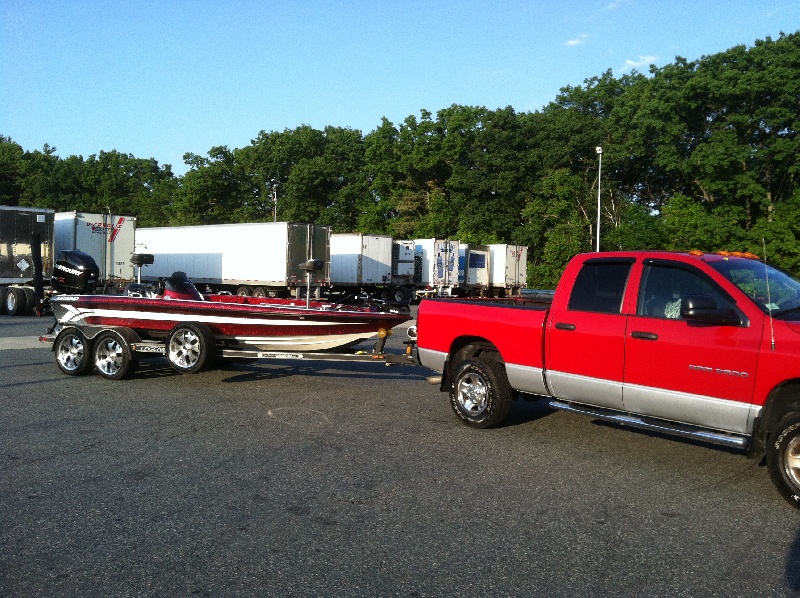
top-left (1, 32), bottom-right (798, 288)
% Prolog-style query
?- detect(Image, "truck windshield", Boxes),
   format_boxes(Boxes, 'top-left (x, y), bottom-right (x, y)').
top-left (707, 259), bottom-right (800, 317)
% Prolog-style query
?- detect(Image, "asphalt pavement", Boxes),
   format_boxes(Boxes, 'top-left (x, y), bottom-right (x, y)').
top-left (2, 314), bottom-right (799, 597)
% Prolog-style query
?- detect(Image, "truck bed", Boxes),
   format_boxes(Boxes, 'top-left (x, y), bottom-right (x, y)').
top-left (416, 298), bottom-right (550, 375)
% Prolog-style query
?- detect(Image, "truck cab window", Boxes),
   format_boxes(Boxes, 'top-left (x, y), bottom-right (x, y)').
top-left (568, 261), bottom-right (632, 314)
top-left (638, 264), bottom-right (725, 319)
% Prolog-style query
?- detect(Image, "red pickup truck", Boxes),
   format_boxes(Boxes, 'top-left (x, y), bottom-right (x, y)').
top-left (416, 250), bottom-right (800, 508)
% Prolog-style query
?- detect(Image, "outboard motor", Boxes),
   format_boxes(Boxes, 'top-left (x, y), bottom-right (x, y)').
top-left (162, 271), bottom-right (204, 301)
top-left (51, 250), bottom-right (100, 294)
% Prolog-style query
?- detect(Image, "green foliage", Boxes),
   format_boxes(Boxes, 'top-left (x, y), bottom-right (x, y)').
top-left (2, 31), bottom-right (800, 279)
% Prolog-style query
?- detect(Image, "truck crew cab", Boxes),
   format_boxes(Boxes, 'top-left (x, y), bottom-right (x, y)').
top-left (416, 251), bottom-right (800, 508)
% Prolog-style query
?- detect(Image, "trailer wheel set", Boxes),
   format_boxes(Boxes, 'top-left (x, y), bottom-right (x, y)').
top-left (52, 322), bottom-right (217, 380)
top-left (46, 321), bottom-right (414, 381)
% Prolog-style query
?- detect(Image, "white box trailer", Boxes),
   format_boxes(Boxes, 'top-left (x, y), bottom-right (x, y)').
top-left (413, 238), bottom-right (461, 296)
top-left (463, 244), bottom-right (490, 292)
top-left (330, 234), bottom-right (415, 301)
top-left (135, 222), bottom-right (330, 297)
top-left (488, 244), bottom-right (528, 296)
top-left (54, 212), bottom-right (136, 285)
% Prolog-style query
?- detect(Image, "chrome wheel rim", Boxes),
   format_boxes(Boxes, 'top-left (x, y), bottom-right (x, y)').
top-left (456, 372), bottom-right (488, 415)
top-left (169, 329), bottom-right (201, 368)
top-left (57, 333), bottom-right (85, 372)
top-left (785, 435), bottom-right (800, 489)
top-left (96, 337), bottom-right (124, 376)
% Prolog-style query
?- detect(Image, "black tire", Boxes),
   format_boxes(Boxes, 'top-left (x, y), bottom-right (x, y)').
top-left (22, 287), bottom-right (36, 315)
top-left (0, 287), bottom-right (7, 315)
top-left (6, 287), bottom-right (27, 316)
top-left (393, 288), bottom-right (406, 303)
top-left (54, 328), bottom-right (94, 376)
top-left (449, 358), bottom-right (513, 428)
top-left (166, 322), bottom-right (215, 374)
top-left (93, 330), bottom-right (138, 380)
top-left (236, 286), bottom-right (253, 297)
top-left (252, 286), bottom-right (267, 298)
top-left (767, 412), bottom-right (800, 509)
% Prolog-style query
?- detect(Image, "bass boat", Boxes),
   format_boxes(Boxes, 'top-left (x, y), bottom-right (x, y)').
top-left (49, 271), bottom-right (412, 353)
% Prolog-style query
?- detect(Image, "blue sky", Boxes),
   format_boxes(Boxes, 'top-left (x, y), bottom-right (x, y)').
top-left (1, 0), bottom-right (798, 175)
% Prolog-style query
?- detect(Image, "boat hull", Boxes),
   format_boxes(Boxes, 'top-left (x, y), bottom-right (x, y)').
top-left (49, 294), bottom-right (411, 352)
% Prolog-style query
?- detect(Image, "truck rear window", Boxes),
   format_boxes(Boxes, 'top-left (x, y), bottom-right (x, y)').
top-left (568, 261), bottom-right (632, 314)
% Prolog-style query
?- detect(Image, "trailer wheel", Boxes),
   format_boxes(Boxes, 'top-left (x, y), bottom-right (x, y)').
top-left (252, 286), bottom-right (267, 298)
top-left (166, 322), bottom-right (215, 374)
top-left (0, 288), bottom-right (6, 315)
top-left (236, 286), bottom-right (253, 297)
top-left (449, 358), bottom-right (513, 429)
top-left (5, 287), bottom-right (27, 316)
top-left (54, 328), bottom-right (94, 376)
top-left (393, 288), bottom-right (406, 303)
top-left (93, 330), bottom-right (138, 380)
top-left (767, 412), bottom-right (800, 509)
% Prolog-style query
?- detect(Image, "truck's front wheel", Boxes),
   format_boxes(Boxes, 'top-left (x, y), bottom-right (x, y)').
top-left (449, 358), bottom-right (512, 429)
top-left (767, 412), bottom-right (800, 509)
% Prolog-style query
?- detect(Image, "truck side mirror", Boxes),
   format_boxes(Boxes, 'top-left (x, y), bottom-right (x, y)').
top-left (681, 295), bottom-right (743, 326)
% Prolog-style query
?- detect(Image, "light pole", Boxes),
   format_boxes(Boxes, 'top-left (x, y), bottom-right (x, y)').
top-left (595, 146), bottom-right (603, 252)
top-left (271, 180), bottom-right (278, 222)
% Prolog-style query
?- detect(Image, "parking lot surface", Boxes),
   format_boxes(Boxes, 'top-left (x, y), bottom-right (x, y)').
top-left (2, 314), bottom-right (799, 597)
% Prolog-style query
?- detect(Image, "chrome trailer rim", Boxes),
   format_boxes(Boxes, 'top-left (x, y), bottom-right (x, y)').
top-left (169, 329), bottom-right (201, 369)
top-left (95, 336), bottom-right (125, 377)
top-left (57, 333), bottom-right (87, 372)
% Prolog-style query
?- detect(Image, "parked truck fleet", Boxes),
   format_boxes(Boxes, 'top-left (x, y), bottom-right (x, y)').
top-left (134, 225), bottom-right (526, 299)
top-left (1, 205), bottom-right (529, 314)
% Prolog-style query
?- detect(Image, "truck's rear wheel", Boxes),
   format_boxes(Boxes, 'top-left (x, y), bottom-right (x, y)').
top-left (22, 287), bottom-right (35, 315)
top-left (93, 330), bottom-right (138, 380)
top-left (767, 412), bottom-right (800, 509)
top-left (54, 328), bottom-right (93, 376)
top-left (166, 322), bottom-right (215, 373)
top-left (0, 288), bottom-right (7, 315)
top-left (6, 287), bottom-right (27, 316)
top-left (449, 358), bottom-right (512, 428)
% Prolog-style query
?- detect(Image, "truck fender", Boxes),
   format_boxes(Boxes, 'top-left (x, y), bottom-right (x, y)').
top-left (442, 340), bottom-right (504, 391)
top-left (750, 382), bottom-right (800, 460)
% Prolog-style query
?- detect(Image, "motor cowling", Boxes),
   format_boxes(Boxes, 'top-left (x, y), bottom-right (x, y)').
top-left (51, 250), bottom-right (100, 294)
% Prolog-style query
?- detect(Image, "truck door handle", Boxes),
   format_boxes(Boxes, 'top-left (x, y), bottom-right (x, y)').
top-left (631, 331), bottom-right (659, 341)
top-left (555, 322), bottom-right (576, 331)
